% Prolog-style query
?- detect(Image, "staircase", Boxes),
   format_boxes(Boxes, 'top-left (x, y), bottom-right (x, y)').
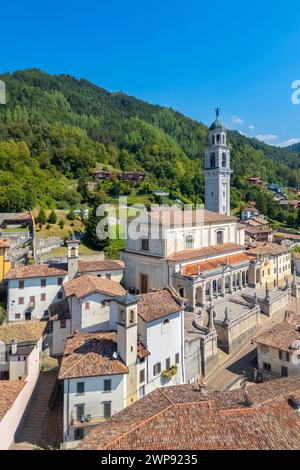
top-left (11, 359), bottom-right (59, 450)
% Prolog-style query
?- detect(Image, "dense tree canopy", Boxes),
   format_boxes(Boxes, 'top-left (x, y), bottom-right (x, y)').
top-left (0, 68), bottom-right (299, 213)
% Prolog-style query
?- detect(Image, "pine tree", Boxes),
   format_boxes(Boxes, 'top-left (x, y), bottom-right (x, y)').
top-left (37, 208), bottom-right (47, 225)
top-left (47, 209), bottom-right (57, 224)
top-left (85, 206), bottom-right (110, 251)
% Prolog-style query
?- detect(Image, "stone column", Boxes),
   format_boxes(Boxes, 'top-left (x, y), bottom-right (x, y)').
top-left (201, 284), bottom-right (206, 306)
top-left (229, 275), bottom-right (233, 294)
top-left (221, 278), bottom-right (226, 297)
top-left (209, 282), bottom-right (213, 301)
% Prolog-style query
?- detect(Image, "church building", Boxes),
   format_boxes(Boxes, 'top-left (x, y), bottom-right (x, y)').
top-left (121, 111), bottom-right (250, 310)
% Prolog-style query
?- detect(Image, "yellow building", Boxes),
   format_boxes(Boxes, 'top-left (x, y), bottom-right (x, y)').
top-left (0, 239), bottom-right (11, 283)
top-left (247, 243), bottom-right (291, 289)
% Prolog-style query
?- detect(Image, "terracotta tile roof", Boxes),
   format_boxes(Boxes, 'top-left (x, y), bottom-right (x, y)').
top-left (58, 332), bottom-right (128, 380)
top-left (278, 233), bottom-right (300, 241)
top-left (137, 343), bottom-right (150, 359)
top-left (253, 315), bottom-right (300, 353)
top-left (48, 299), bottom-right (71, 321)
top-left (246, 242), bottom-right (289, 256)
top-left (167, 243), bottom-right (244, 262)
top-left (63, 274), bottom-right (126, 299)
top-left (0, 321), bottom-right (47, 344)
top-left (181, 253), bottom-right (250, 277)
top-left (245, 226), bottom-right (273, 234)
top-left (0, 381), bottom-right (25, 422)
top-left (149, 209), bottom-right (237, 227)
top-left (137, 287), bottom-right (184, 323)
top-left (78, 377), bottom-right (300, 450)
top-left (0, 238), bottom-right (9, 248)
top-left (77, 259), bottom-right (124, 273)
top-left (4, 263), bottom-right (67, 280)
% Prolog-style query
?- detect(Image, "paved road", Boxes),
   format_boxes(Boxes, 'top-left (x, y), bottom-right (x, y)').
top-left (207, 298), bottom-right (298, 391)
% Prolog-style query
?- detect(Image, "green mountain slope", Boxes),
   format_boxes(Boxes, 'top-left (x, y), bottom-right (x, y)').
top-left (0, 68), bottom-right (299, 212)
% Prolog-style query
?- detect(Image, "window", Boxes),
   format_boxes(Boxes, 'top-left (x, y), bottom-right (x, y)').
top-left (263, 362), bottom-right (271, 372)
top-left (30, 296), bottom-right (35, 305)
top-left (140, 369), bottom-right (145, 383)
top-left (0, 371), bottom-right (9, 380)
top-left (211, 192), bottom-right (214, 197)
top-left (60, 319), bottom-right (66, 329)
top-left (185, 235), bottom-right (194, 250)
top-left (222, 153), bottom-right (226, 167)
top-left (41, 279), bottom-right (46, 288)
top-left (104, 379), bottom-right (112, 392)
top-left (153, 363), bottom-right (161, 376)
top-left (129, 309), bottom-right (135, 323)
top-left (18, 297), bottom-right (24, 305)
top-left (57, 278), bottom-right (63, 286)
top-left (18, 281), bottom-right (24, 289)
top-left (166, 358), bottom-right (171, 370)
top-left (106, 273), bottom-right (111, 280)
top-left (15, 313), bottom-right (21, 320)
top-left (85, 302), bottom-right (90, 310)
top-left (279, 351), bottom-right (289, 362)
top-left (74, 428), bottom-right (84, 440)
top-left (103, 401), bottom-right (111, 418)
top-left (281, 366), bottom-right (288, 377)
top-left (41, 293), bottom-right (46, 301)
top-left (210, 153), bottom-right (216, 168)
top-left (57, 292), bottom-right (63, 299)
top-left (97, 274), bottom-right (102, 277)
top-left (175, 352), bottom-right (180, 364)
top-left (76, 404), bottom-right (85, 421)
top-left (216, 231), bottom-right (224, 245)
top-left (76, 382), bottom-right (85, 395)
top-left (141, 237), bottom-right (149, 251)
top-left (139, 385), bottom-right (145, 398)
top-left (216, 134), bottom-right (220, 144)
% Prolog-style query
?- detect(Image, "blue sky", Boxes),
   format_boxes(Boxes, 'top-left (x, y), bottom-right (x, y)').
top-left (1, 0), bottom-right (300, 146)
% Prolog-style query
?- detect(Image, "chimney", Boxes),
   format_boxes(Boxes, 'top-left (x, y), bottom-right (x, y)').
top-left (11, 339), bottom-right (17, 355)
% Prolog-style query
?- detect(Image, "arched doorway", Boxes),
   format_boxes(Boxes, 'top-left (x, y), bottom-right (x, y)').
top-left (195, 285), bottom-right (204, 306)
top-left (205, 282), bottom-right (211, 301)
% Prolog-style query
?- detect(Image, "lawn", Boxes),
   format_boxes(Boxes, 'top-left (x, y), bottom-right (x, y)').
top-left (33, 209), bottom-right (85, 239)
top-left (41, 242), bottom-right (100, 260)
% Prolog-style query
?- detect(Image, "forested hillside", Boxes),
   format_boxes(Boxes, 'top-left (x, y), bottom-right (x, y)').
top-left (0, 68), bottom-right (299, 212)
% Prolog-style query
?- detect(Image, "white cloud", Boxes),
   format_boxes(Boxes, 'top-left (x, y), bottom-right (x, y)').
top-left (248, 125), bottom-right (255, 131)
top-left (255, 134), bottom-right (278, 143)
top-left (232, 116), bottom-right (244, 124)
top-left (276, 138), bottom-right (300, 148)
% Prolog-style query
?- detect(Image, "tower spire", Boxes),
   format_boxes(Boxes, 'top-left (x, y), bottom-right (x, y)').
top-left (215, 107), bottom-right (220, 119)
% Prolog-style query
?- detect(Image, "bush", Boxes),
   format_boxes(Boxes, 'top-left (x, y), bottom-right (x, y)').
top-left (46, 223), bottom-right (51, 230)
top-left (67, 210), bottom-right (76, 221)
top-left (58, 220), bottom-right (65, 229)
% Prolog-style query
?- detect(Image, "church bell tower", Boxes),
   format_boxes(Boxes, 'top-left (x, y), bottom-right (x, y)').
top-left (204, 109), bottom-right (232, 215)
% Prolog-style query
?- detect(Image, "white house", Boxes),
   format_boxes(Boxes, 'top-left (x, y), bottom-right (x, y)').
top-left (58, 287), bottom-right (185, 448)
top-left (4, 236), bottom-right (124, 323)
top-left (240, 206), bottom-right (261, 221)
top-left (5, 264), bottom-right (68, 322)
top-left (0, 321), bottom-right (46, 449)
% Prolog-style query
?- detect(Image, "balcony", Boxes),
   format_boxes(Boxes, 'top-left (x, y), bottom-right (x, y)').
top-left (70, 414), bottom-right (106, 428)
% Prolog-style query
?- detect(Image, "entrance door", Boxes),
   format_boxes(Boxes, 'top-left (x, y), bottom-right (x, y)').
top-left (140, 274), bottom-right (148, 294)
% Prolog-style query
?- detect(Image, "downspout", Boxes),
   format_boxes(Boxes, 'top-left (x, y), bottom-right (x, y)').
top-left (180, 308), bottom-right (185, 383)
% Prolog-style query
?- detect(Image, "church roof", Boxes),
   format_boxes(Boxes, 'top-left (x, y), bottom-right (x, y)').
top-left (167, 242), bottom-right (244, 262)
top-left (210, 118), bottom-right (225, 131)
top-left (148, 209), bottom-right (237, 227)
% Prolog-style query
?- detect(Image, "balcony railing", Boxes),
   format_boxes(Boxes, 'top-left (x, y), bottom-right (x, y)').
top-left (70, 414), bottom-right (106, 428)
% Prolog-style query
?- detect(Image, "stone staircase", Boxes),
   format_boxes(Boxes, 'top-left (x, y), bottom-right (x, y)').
top-left (217, 347), bottom-right (229, 366)
top-left (11, 359), bottom-right (59, 450)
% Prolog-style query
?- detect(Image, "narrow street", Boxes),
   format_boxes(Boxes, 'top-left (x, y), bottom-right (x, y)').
top-left (207, 298), bottom-right (298, 391)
